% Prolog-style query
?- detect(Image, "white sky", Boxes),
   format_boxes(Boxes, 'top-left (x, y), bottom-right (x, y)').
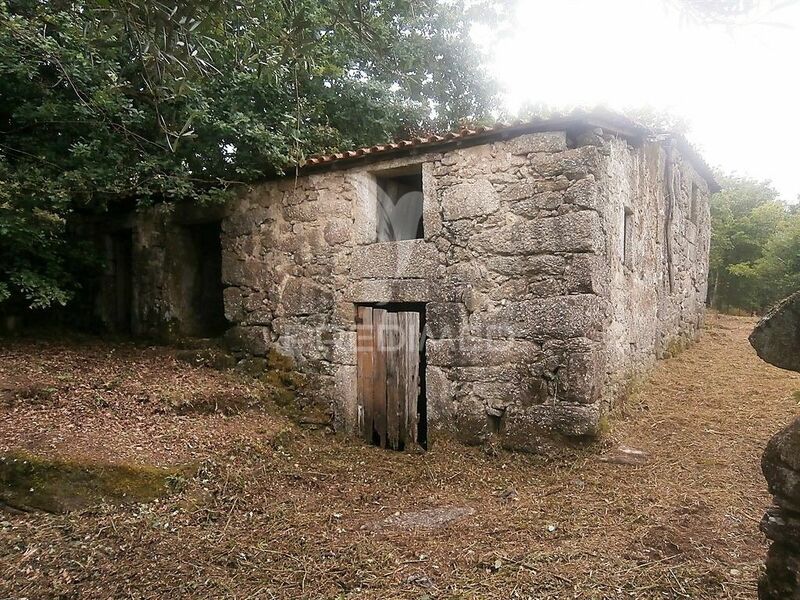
top-left (480, 0), bottom-right (800, 202)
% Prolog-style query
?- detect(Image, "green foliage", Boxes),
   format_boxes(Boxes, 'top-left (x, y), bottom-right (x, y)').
top-left (0, 0), bottom-right (505, 311)
top-left (667, 0), bottom-right (799, 25)
top-left (708, 175), bottom-right (800, 313)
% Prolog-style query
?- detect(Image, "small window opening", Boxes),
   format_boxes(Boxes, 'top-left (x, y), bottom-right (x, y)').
top-left (690, 182), bottom-right (699, 224)
top-left (623, 207), bottom-right (634, 269)
top-left (375, 165), bottom-right (423, 241)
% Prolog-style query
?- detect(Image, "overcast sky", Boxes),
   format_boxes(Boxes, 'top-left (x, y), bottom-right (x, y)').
top-left (480, 0), bottom-right (800, 202)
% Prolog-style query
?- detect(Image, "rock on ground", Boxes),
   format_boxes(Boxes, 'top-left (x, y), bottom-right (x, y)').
top-left (751, 290), bottom-right (800, 599)
top-left (750, 290), bottom-right (800, 373)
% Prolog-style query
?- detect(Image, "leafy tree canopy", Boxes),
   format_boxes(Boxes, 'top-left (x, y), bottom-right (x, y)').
top-left (0, 0), bottom-right (507, 310)
top-left (709, 175), bottom-right (800, 313)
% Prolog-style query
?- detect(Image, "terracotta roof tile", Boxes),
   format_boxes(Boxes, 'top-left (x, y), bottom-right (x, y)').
top-left (301, 109), bottom-right (719, 191)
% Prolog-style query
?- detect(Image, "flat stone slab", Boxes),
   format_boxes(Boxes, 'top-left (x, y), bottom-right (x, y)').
top-left (599, 445), bottom-right (649, 466)
top-left (379, 506), bottom-right (475, 530)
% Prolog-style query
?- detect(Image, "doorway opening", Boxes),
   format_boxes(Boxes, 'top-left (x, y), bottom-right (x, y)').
top-left (109, 229), bottom-right (133, 334)
top-left (179, 221), bottom-right (227, 337)
top-left (355, 303), bottom-right (427, 450)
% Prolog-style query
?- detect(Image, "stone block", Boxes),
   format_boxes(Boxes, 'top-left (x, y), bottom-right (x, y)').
top-left (422, 163), bottom-right (443, 238)
top-left (564, 177), bottom-right (599, 210)
top-left (223, 287), bottom-right (244, 323)
top-left (221, 255), bottom-right (270, 288)
top-left (344, 279), bottom-right (432, 304)
top-left (470, 294), bottom-right (606, 341)
top-left (759, 540), bottom-right (800, 600)
top-left (763, 417), bottom-right (800, 505)
top-left (331, 331), bottom-right (357, 365)
top-left (333, 365), bottom-right (357, 433)
top-left (281, 278), bottom-right (334, 316)
top-left (502, 178), bottom-right (570, 202)
top-left (275, 329), bottom-right (328, 365)
top-left (473, 378), bottom-right (548, 408)
top-left (486, 255), bottom-right (565, 277)
top-left (350, 240), bottom-right (439, 279)
top-left (284, 199), bottom-right (352, 223)
top-left (324, 219), bottom-right (352, 246)
top-left (441, 179), bottom-right (499, 221)
top-left (447, 364), bottom-right (531, 383)
top-left (463, 288), bottom-right (489, 313)
top-left (223, 207), bottom-right (268, 237)
top-left (530, 146), bottom-right (600, 180)
top-left (282, 202), bottom-right (319, 223)
top-left (240, 291), bottom-right (272, 325)
top-left (510, 191), bottom-right (564, 216)
top-left (488, 280), bottom-right (528, 300)
top-left (564, 254), bottom-right (599, 294)
top-left (750, 290), bottom-right (800, 372)
top-left (425, 366), bottom-right (454, 424)
top-left (426, 338), bottom-right (542, 367)
top-left (504, 131), bottom-right (568, 155)
top-left (429, 391), bottom-right (489, 445)
top-left (235, 356), bottom-right (268, 377)
top-left (555, 349), bottom-right (603, 404)
top-left (501, 401), bottom-right (601, 449)
top-left (225, 325), bottom-right (271, 356)
top-left (350, 172), bottom-right (379, 245)
top-left (471, 211), bottom-right (600, 255)
top-left (426, 302), bottom-right (469, 339)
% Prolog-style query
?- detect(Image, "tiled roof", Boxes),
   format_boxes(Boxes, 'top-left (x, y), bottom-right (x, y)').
top-left (302, 109), bottom-right (719, 192)
top-left (303, 123), bottom-right (519, 166)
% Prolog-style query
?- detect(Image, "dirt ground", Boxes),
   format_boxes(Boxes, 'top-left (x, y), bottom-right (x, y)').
top-left (1, 314), bottom-right (799, 599)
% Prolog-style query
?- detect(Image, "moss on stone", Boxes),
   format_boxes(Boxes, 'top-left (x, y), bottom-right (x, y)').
top-left (0, 451), bottom-right (191, 513)
top-left (596, 413), bottom-right (613, 437)
top-left (265, 348), bottom-right (294, 372)
top-left (261, 349), bottom-right (307, 409)
top-left (663, 335), bottom-right (694, 359)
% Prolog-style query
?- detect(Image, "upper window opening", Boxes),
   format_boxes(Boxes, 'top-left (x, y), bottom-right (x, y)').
top-left (375, 165), bottom-right (423, 241)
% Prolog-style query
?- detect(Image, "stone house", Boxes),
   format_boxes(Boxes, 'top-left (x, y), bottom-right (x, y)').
top-left (98, 111), bottom-right (717, 451)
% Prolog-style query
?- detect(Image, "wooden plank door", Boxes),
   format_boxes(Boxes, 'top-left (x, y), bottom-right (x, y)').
top-left (356, 306), bottom-right (374, 443)
top-left (372, 308), bottom-right (388, 447)
top-left (356, 306), bottom-right (421, 450)
top-left (400, 311), bottom-right (421, 447)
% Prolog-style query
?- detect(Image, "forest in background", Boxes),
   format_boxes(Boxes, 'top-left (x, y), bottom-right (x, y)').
top-left (709, 176), bottom-right (800, 314)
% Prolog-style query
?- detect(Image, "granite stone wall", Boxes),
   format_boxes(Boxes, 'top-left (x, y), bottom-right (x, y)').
top-left (215, 128), bottom-right (710, 448)
top-left (114, 127), bottom-right (711, 449)
top-left (597, 136), bottom-right (711, 403)
top-left (97, 204), bottom-right (228, 339)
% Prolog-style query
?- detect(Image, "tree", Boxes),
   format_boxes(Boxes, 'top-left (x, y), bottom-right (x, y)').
top-left (0, 0), bottom-right (507, 311)
top-left (667, 0), bottom-right (799, 25)
top-left (708, 175), bottom-right (800, 312)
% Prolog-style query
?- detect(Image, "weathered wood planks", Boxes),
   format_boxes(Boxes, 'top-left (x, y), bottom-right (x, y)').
top-left (356, 306), bottom-right (421, 450)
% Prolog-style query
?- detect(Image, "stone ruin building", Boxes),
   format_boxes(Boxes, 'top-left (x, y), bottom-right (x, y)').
top-left (95, 111), bottom-right (716, 451)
